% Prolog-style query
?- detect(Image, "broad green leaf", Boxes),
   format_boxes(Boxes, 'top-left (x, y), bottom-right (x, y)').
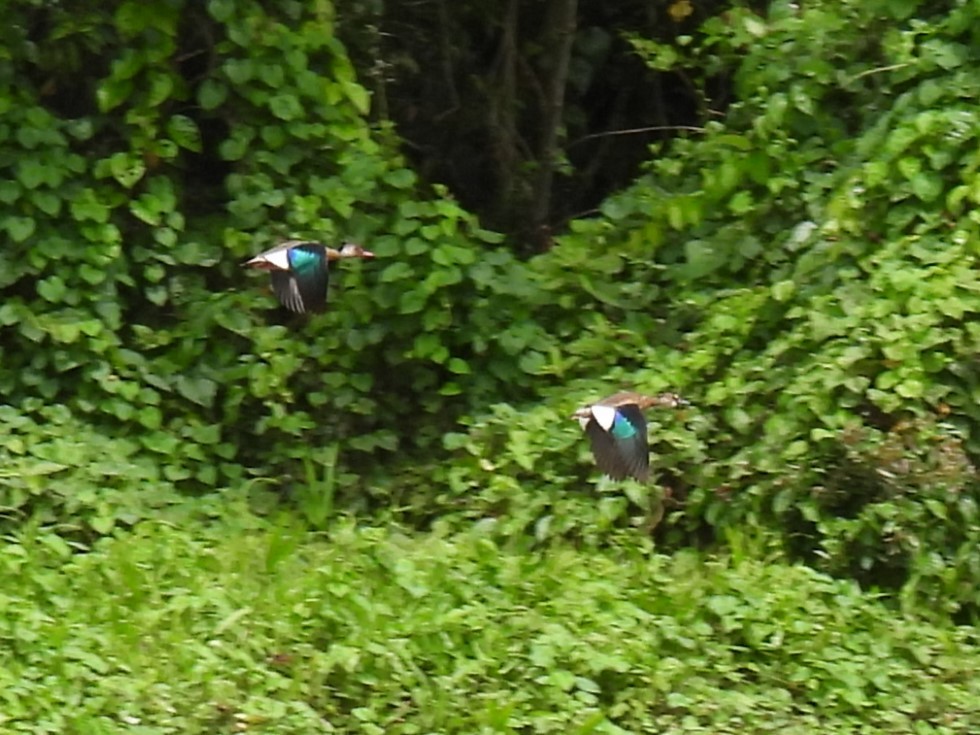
top-left (152, 139), bottom-right (179, 160)
top-left (340, 79), bottom-right (370, 115)
top-left (405, 238), bottom-right (429, 255)
top-left (17, 160), bottom-right (47, 189)
top-left (207, 0), bottom-right (234, 22)
top-left (921, 39), bottom-right (968, 70)
top-left (665, 200), bottom-right (684, 231)
top-left (220, 134), bottom-right (250, 161)
top-left (146, 73), bottom-right (174, 107)
top-left (911, 173), bottom-right (943, 203)
top-left (97, 78), bottom-right (133, 112)
top-left (115, 2), bottom-right (151, 35)
top-left (772, 280), bottom-right (795, 302)
top-left (48, 321), bottom-right (81, 343)
top-left (0, 180), bottom-right (21, 204)
top-left (385, 169), bottom-right (416, 189)
top-left (176, 376), bottom-right (218, 407)
top-left (259, 64), bottom-right (285, 88)
top-left (37, 275), bottom-right (67, 302)
top-left (269, 94), bottom-right (302, 120)
top-left (7, 217), bottom-right (35, 242)
top-left (130, 196), bottom-right (162, 225)
top-left (728, 190), bottom-right (754, 215)
top-left (224, 58), bottom-right (255, 84)
top-left (30, 190), bottom-right (61, 216)
top-left (109, 152), bottom-right (146, 189)
top-left (89, 514), bottom-right (115, 535)
top-left (897, 157), bottom-right (921, 180)
top-left (199, 79), bottom-right (228, 110)
top-left (896, 378), bottom-right (924, 398)
top-left (399, 289), bottom-right (427, 314)
top-left (70, 190), bottom-right (110, 223)
top-left (381, 262), bottom-right (413, 283)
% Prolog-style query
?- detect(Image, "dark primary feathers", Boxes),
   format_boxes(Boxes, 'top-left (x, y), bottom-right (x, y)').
top-left (244, 240), bottom-right (374, 314)
top-left (573, 391), bottom-right (688, 482)
top-left (584, 403), bottom-right (650, 481)
top-left (272, 243), bottom-right (329, 313)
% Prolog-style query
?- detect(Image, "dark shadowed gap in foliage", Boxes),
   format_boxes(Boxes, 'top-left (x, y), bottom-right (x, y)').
top-left (337, 0), bottom-right (748, 253)
top-left (14, 4), bottom-right (114, 120)
top-left (176, 8), bottom-right (235, 217)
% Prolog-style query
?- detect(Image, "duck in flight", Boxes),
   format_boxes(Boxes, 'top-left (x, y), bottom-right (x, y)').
top-left (573, 391), bottom-right (688, 481)
top-left (244, 240), bottom-right (375, 313)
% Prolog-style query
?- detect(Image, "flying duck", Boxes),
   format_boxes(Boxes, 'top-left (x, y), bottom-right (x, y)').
top-left (244, 240), bottom-right (374, 314)
top-left (573, 391), bottom-right (688, 481)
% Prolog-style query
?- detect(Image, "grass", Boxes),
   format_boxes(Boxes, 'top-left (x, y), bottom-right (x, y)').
top-left (2, 509), bottom-right (980, 734)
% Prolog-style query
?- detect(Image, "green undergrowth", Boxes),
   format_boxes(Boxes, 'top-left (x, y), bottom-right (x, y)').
top-left (4, 0), bottom-right (980, 632)
top-left (410, 0), bottom-right (980, 615)
top-left (3, 513), bottom-right (980, 734)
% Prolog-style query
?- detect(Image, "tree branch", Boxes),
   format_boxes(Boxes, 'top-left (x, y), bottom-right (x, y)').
top-left (567, 124), bottom-right (706, 149)
top-left (531, 0), bottom-right (578, 235)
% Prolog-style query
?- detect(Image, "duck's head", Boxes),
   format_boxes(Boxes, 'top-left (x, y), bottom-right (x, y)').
top-left (571, 405), bottom-right (596, 429)
top-left (639, 392), bottom-right (689, 409)
top-left (333, 242), bottom-right (375, 260)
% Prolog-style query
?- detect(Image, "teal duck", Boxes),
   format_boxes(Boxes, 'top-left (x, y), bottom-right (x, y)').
top-left (244, 240), bottom-right (374, 313)
top-left (573, 391), bottom-right (688, 481)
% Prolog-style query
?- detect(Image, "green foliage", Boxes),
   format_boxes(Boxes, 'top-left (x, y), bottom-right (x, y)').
top-left (413, 0), bottom-right (980, 613)
top-left (625, 0), bottom-right (980, 612)
top-left (809, 418), bottom-right (980, 615)
top-left (0, 403), bottom-right (184, 535)
top-left (3, 0), bottom-right (980, 622)
top-left (4, 516), bottom-right (980, 733)
top-left (0, 0), bottom-right (555, 527)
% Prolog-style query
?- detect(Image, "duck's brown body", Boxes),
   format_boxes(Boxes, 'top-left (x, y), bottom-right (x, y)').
top-left (586, 391), bottom-right (687, 411)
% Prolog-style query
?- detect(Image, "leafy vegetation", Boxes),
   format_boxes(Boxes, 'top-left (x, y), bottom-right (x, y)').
top-left (2, 0), bottom-right (980, 724)
top-left (422, 0), bottom-right (980, 615)
top-left (4, 516), bottom-right (980, 733)
top-left (0, 0), bottom-right (556, 528)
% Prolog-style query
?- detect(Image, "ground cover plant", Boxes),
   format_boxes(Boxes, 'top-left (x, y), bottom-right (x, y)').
top-left (3, 515), bottom-right (980, 734)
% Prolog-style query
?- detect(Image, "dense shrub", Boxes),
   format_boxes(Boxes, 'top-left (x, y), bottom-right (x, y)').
top-left (3, 518), bottom-right (980, 733)
top-left (3, 0), bottom-right (980, 614)
top-left (0, 0), bottom-right (557, 527)
top-left (418, 0), bottom-right (980, 612)
top-left (0, 403), bottom-right (184, 534)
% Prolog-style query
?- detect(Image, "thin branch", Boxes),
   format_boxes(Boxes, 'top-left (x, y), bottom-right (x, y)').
top-left (173, 48), bottom-right (208, 64)
top-left (847, 63), bottom-right (912, 83)
top-left (567, 124), bottom-right (706, 149)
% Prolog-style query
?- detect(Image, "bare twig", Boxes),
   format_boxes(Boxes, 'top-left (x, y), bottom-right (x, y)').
top-left (847, 63), bottom-right (912, 83)
top-left (568, 124), bottom-right (706, 149)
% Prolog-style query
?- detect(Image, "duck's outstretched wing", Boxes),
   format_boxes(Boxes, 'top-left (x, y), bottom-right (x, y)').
top-left (585, 404), bottom-right (650, 481)
top-left (269, 245), bottom-right (329, 313)
top-left (269, 271), bottom-right (304, 313)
